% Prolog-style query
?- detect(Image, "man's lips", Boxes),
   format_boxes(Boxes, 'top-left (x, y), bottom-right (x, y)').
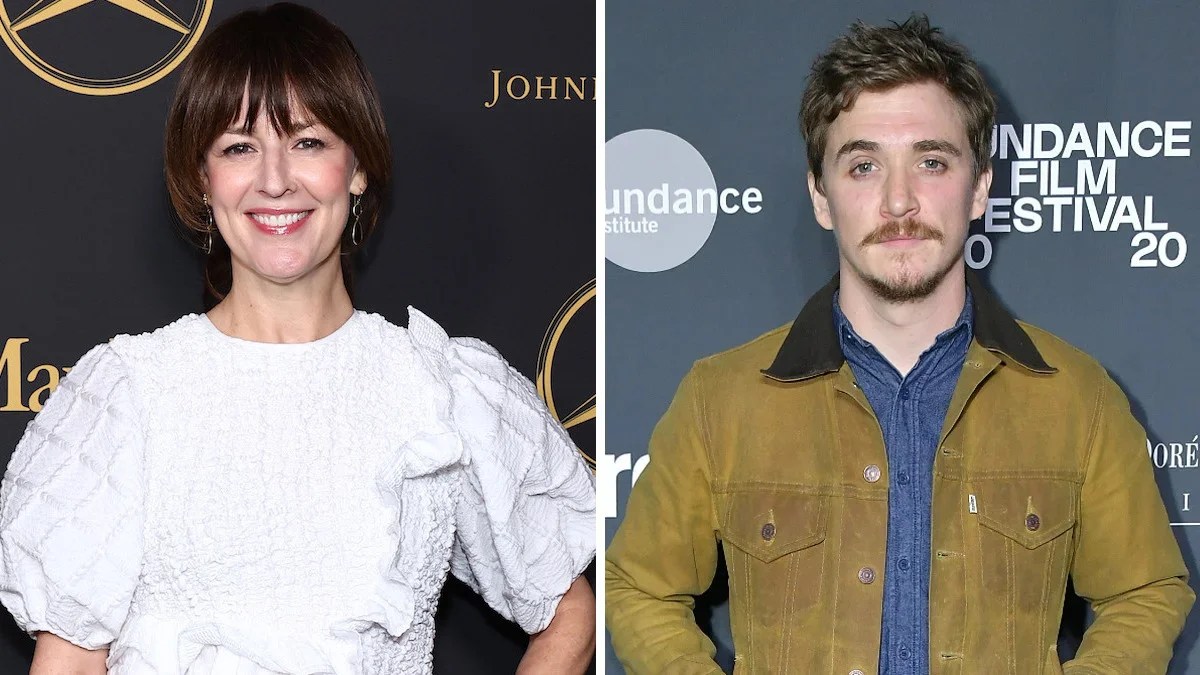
top-left (246, 209), bottom-right (313, 235)
top-left (875, 236), bottom-right (930, 249)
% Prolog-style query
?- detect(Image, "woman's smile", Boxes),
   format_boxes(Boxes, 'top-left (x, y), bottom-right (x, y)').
top-left (246, 209), bottom-right (314, 235)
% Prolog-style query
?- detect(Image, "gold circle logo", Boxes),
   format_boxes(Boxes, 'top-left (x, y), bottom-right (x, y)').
top-left (0, 0), bottom-right (212, 96)
top-left (537, 279), bottom-right (596, 469)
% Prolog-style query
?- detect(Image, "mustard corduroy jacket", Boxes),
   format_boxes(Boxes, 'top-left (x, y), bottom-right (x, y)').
top-left (606, 274), bottom-right (1193, 675)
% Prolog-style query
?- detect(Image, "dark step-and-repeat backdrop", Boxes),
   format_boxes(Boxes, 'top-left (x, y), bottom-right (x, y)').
top-left (0, 0), bottom-right (594, 672)
top-left (605, 1), bottom-right (1200, 673)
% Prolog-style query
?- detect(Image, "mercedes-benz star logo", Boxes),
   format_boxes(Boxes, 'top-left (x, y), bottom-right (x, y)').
top-left (0, 0), bottom-right (211, 95)
top-left (537, 279), bottom-right (597, 469)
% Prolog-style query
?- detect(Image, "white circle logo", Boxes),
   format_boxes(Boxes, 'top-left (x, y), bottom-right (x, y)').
top-left (605, 129), bottom-right (764, 272)
top-left (605, 129), bottom-right (718, 273)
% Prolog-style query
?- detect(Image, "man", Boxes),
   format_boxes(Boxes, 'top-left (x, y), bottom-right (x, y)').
top-left (606, 15), bottom-right (1193, 675)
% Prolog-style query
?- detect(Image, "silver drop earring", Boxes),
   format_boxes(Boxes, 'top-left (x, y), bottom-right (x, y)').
top-left (350, 194), bottom-right (363, 246)
top-left (202, 193), bottom-right (214, 255)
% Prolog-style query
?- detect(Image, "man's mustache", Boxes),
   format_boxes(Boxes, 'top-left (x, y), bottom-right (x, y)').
top-left (859, 219), bottom-right (944, 247)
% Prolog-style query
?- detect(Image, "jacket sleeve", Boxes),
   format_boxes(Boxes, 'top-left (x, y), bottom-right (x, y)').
top-left (605, 366), bottom-right (724, 675)
top-left (1064, 374), bottom-right (1194, 674)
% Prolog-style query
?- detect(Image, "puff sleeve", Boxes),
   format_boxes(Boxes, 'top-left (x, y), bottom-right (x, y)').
top-left (445, 337), bottom-right (595, 634)
top-left (0, 343), bottom-right (144, 649)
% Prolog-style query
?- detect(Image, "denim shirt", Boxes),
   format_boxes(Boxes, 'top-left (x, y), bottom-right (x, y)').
top-left (834, 290), bottom-right (973, 675)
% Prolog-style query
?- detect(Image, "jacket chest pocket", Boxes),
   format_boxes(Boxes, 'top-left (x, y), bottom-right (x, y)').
top-left (720, 491), bottom-right (828, 622)
top-left (971, 478), bottom-right (1077, 617)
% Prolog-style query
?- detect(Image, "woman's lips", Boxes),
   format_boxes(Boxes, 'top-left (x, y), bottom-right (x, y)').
top-left (247, 210), bottom-right (313, 235)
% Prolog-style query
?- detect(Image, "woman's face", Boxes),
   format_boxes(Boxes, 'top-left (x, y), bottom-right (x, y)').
top-left (203, 102), bottom-right (366, 288)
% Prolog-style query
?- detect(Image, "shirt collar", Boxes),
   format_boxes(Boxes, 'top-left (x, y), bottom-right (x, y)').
top-left (762, 271), bottom-right (1056, 382)
top-left (833, 287), bottom-right (973, 353)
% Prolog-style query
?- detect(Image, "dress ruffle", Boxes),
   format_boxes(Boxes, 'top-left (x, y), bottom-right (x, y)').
top-left (112, 615), bottom-right (337, 673)
top-left (408, 308), bottom-right (596, 634)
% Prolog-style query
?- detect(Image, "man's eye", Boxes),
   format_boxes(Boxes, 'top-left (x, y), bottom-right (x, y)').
top-left (921, 158), bottom-right (945, 170)
top-left (851, 162), bottom-right (874, 175)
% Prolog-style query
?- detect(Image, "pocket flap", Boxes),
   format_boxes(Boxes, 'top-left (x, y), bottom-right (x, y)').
top-left (974, 478), bottom-right (1077, 549)
top-left (721, 491), bottom-right (828, 563)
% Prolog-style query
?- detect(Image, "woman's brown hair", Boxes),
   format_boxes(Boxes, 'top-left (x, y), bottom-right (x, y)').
top-left (164, 2), bottom-right (391, 309)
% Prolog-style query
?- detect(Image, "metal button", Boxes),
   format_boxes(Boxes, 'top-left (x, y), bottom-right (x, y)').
top-left (863, 464), bottom-right (881, 483)
top-left (1026, 513), bottom-right (1041, 531)
top-left (857, 566), bottom-right (876, 584)
top-left (850, 670), bottom-right (865, 675)
top-left (761, 522), bottom-right (776, 541)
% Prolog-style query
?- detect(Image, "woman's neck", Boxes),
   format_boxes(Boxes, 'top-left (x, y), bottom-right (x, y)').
top-left (206, 268), bottom-right (354, 344)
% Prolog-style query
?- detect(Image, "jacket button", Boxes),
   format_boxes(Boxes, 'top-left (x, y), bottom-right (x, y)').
top-left (1026, 514), bottom-right (1041, 531)
top-left (850, 670), bottom-right (866, 675)
top-left (863, 464), bottom-right (881, 483)
top-left (857, 566), bottom-right (875, 584)
top-left (761, 522), bottom-right (776, 541)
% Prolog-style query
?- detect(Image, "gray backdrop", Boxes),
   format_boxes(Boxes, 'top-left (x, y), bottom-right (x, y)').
top-left (604, 1), bottom-right (1200, 672)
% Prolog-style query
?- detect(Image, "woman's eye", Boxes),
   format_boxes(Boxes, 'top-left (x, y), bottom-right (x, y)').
top-left (222, 143), bottom-right (252, 156)
top-left (296, 138), bottom-right (326, 150)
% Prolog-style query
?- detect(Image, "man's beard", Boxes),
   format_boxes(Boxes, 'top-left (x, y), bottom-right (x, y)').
top-left (857, 218), bottom-right (958, 303)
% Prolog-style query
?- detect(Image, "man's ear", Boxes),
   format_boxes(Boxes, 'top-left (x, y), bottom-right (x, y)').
top-left (970, 163), bottom-right (993, 221)
top-left (808, 171), bottom-right (833, 231)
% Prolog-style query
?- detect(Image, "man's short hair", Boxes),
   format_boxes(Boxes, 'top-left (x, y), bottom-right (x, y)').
top-left (800, 14), bottom-right (995, 190)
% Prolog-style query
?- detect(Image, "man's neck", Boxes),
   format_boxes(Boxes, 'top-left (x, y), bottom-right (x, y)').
top-left (838, 267), bottom-right (968, 377)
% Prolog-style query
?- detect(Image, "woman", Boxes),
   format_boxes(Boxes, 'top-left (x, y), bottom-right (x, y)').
top-left (0, 4), bottom-right (595, 674)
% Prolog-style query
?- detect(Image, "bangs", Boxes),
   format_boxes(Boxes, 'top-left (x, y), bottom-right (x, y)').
top-left (231, 72), bottom-right (307, 138)
top-left (200, 11), bottom-right (352, 140)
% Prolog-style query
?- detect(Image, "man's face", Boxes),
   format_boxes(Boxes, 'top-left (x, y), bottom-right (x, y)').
top-left (808, 81), bottom-right (991, 302)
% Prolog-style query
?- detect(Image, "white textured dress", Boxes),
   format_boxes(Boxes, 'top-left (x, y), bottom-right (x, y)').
top-left (0, 309), bottom-right (595, 674)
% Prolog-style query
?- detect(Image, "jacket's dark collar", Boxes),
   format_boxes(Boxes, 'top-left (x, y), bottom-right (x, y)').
top-left (762, 271), bottom-right (1055, 381)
